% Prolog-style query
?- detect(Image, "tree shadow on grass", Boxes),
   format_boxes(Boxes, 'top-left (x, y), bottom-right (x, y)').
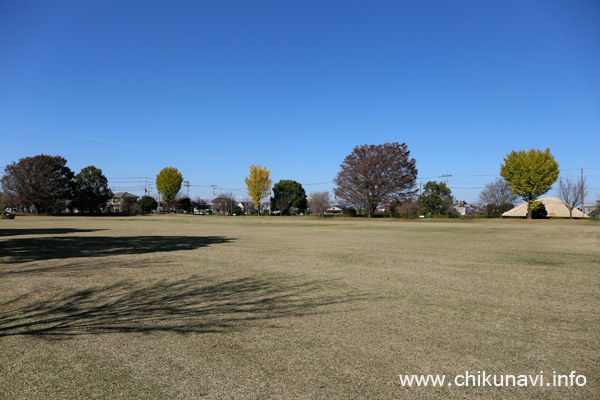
top-left (0, 228), bottom-right (107, 237)
top-left (0, 276), bottom-right (363, 338)
top-left (0, 235), bottom-right (234, 265)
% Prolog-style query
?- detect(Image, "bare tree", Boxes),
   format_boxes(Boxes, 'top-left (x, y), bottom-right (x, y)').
top-left (240, 198), bottom-right (255, 215)
top-left (121, 196), bottom-right (138, 213)
top-left (126, 202), bottom-right (142, 215)
top-left (333, 143), bottom-right (417, 217)
top-left (478, 178), bottom-right (517, 207)
top-left (273, 195), bottom-right (291, 216)
top-left (477, 178), bottom-right (518, 216)
top-left (193, 197), bottom-right (210, 211)
top-left (260, 200), bottom-right (271, 215)
top-left (308, 191), bottom-right (330, 217)
top-left (557, 175), bottom-right (588, 218)
top-left (0, 189), bottom-right (13, 212)
top-left (394, 199), bottom-right (423, 216)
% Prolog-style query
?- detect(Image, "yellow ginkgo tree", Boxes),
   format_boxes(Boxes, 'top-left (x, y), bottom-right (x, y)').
top-left (156, 166), bottom-right (183, 212)
top-left (245, 165), bottom-right (272, 215)
top-left (500, 148), bottom-right (559, 219)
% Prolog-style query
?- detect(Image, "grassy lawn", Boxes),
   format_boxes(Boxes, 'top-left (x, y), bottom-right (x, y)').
top-left (0, 215), bottom-right (598, 399)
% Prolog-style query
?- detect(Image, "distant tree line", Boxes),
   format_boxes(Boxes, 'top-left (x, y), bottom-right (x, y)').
top-left (1, 155), bottom-right (112, 214)
top-left (331, 145), bottom-right (587, 219)
top-left (1, 146), bottom-right (590, 219)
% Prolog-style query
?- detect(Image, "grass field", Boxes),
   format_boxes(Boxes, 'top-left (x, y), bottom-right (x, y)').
top-left (0, 215), bottom-right (598, 399)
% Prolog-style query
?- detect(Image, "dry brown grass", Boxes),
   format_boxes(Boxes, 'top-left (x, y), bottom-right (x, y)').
top-left (0, 215), bottom-right (598, 399)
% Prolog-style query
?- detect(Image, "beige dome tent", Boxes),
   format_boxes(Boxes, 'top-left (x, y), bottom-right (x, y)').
top-left (502, 196), bottom-right (588, 218)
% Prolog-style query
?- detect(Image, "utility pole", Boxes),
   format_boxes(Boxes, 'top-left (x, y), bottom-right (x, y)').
top-left (144, 176), bottom-right (147, 196)
top-left (581, 167), bottom-right (584, 214)
top-left (211, 184), bottom-right (216, 214)
top-left (419, 180), bottom-right (422, 197)
top-left (184, 180), bottom-right (190, 198)
top-left (442, 173), bottom-right (452, 186)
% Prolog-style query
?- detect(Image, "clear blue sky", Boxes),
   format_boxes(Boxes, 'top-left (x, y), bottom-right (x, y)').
top-left (1, 0), bottom-right (599, 204)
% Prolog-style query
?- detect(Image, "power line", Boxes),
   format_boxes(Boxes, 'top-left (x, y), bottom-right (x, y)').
top-left (451, 174), bottom-right (497, 177)
top-left (418, 174), bottom-right (497, 179)
top-left (301, 181), bottom-right (332, 186)
top-left (213, 186), bottom-right (245, 191)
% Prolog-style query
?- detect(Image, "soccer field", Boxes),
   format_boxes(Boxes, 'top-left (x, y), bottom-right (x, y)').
top-left (0, 215), bottom-right (598, 399)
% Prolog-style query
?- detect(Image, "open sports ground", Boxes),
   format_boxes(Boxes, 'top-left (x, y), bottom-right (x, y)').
top-left (0, 215), bottom-right (598, 399)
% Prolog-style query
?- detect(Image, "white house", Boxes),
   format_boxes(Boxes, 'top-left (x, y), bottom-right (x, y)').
top-left (325, 205), bottom-right (345, 215)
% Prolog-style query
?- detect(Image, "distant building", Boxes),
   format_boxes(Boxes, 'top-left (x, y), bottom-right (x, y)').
top-left (376, 205), bottom-right (391, 213)
top-left (212, 196), bottom-right (236, 215)
top-left (583, 204), bottom-right (599, 217)
top-left (502, 197), bottom-right (588, 218)
top-left (108, 192), bottom-right (139, 212)
top-left (453, 205), bottom-right (476, 216)
top-left (325, 205), bottom-right (345, 215)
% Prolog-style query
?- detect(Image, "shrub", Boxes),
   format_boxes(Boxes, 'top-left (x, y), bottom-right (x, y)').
top-left (531, 201), bottom-right (547, 219)
top-left (139, 196), bottom-right (158, 213)
top-left (343, 207), bottom-right (357, 217)
top-left (127, 203), bottom-right (142, 215)
top-left (394, 199), bottom-right (423, 217)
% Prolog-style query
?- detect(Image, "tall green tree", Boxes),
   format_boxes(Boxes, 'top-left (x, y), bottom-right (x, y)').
top-left (72, 166), bottom-right (112, 213)
top-left (420, 181), bottom-right (453, 215)
top-left (245, 165), bottom-right (271, 215)
top-left (156, 167), bottom-right (183, 212)
top-left (0, 154), bottom-right (74, 213)
top-left (270, 180), bottom-right (307, 215)
top-left (500, 148), bottom-right (559, 219)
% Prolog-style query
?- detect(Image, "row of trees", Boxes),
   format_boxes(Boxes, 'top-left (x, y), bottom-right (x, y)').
top-left (1, 147), bottom-right (593, 219)
top-left (0, 156), bottom-right (191, 215)
top-left (328, 144), bottom-right (590, 219)
top-left (0, 155), bottom-right (113, 214)
top-left (0, 153), bottom-right (471, 217)
top-left (0, 155), bottom-right (319, 216)
top-left (330, 143), bottom-right (461, 217)
top-left (154, 164), bottom-right (313, 216)
top-left (156, 164), bottom-right (336, 217)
